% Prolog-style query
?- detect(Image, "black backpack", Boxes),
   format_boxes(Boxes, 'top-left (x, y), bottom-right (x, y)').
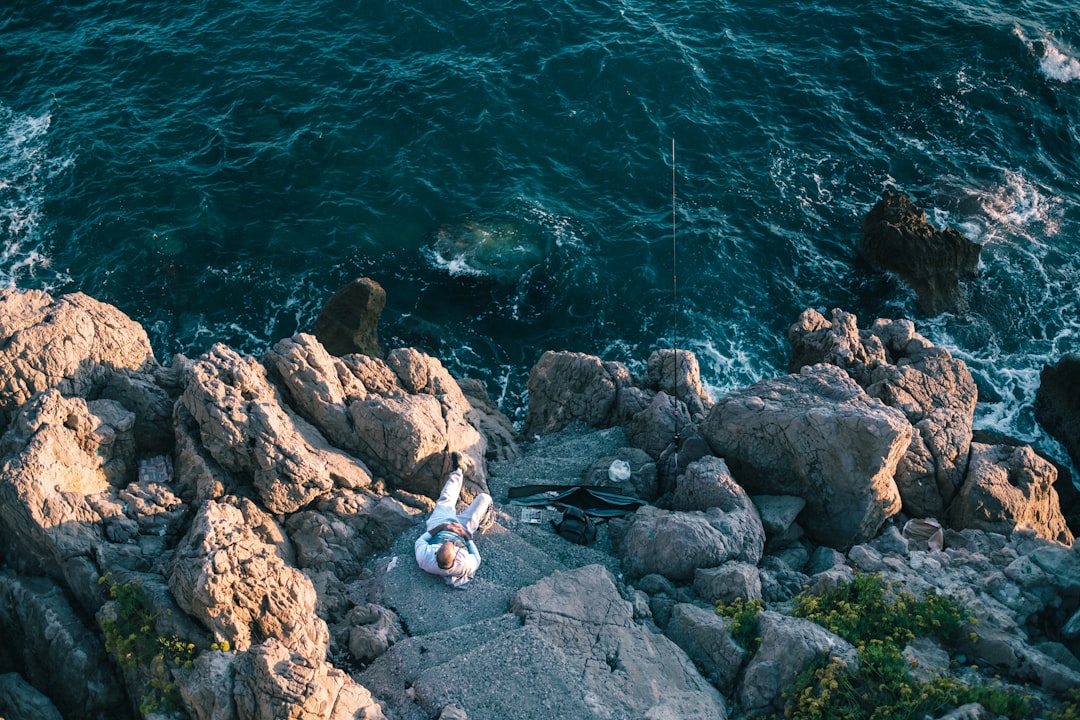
top-left (551, 506), bottom-right (597, 545)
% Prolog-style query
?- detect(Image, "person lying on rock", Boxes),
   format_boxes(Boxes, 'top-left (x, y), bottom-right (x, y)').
top-left (414, 452), bottom-right (492, 588)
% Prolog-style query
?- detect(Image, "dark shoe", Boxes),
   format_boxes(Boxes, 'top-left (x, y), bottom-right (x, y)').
top-left (450, 452), bottom-right (463, 472)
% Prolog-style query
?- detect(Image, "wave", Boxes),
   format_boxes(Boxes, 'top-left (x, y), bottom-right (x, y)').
top-left (1014, 26), bottom-right (1080, 83)
top-left (0, 105), bottom-right (71, 289)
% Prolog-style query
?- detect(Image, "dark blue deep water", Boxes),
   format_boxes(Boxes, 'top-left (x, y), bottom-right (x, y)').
top-left (3, 0), bottom-right (1079, 467)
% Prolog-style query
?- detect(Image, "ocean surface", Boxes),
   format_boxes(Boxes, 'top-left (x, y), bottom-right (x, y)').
top-left (2, 0), bottom-right (1079, 470)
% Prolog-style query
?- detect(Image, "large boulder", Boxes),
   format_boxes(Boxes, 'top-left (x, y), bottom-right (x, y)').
top-left (168, 498), bottom-right (330, 661)
top-left (264, 334), bottom-right (487, 499)
top-left (507, 565), bottom-right (728, 720)
top-left (737, 611), bottom-right (858, 716)
top-left (664, 602), bottom-right (747, 694)
top-left (619, 501), bottom-right (764, 582)
top-left (859, 191), bottom-right (981, 315)
top-left (0, 289), bottom-right (157, 429)
top-left (180, 343), bottom-right (373, 514)
top-left (950, 443), bottom-right (1074, 545)
top-left (311, 277), bottom-right (386, 358)
top-left (790, 309), bottom-right (977, 519)
top-left (0, 390), bottom-right (134, 580)
top-left (524, 351), bottom-right (622, 435)
top-left (641, 349), bottom-right (714, 420)
top-left (700, 363), bottom-right (911, 549)
top-left (233, 638), bottom-right (386, 720)
top-left (0, 572), bottom-right (125, 720)
top-left (1036, 354), bottom-right (1080, 480)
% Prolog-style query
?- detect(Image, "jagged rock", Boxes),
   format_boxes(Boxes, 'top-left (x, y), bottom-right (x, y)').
top-left (694, 562), bottom-right (763, 604)
top-left (0, 673), bottom-right (65, 720)
top-left (0, 289), bottom-right (158, 430)
top-left (858, 190), bottom-right (981, 315)
top-left (169, 498), bottom-right (330, 660)
top-left (751, 495), bottom-right (806, 536)
top-left (951, 443), bottom-right (1074, 545)
top-left (626, 391), bottom-right (688, 460)
top-left (347, 603), bottom-right (404, 664)
top-left (641, 349), bottom-right (714, 420)
top-left (177, 649), bottom-right (238, 720)
top-left (0, 390), bottom-right (134, 579)
top-left (456, 376), bottom-right (521, 462)
top-left (1036, 355), bottom-right (1080, 512)
top-left (700, 363), bottom-right (911, 549)
top-left (665, 603), bottom-right (747, 694)
top-left (180, 343), bottom-right (373, 514)
top-left (524, 351), bottom-right (621, 435)
top-left (737, 610), bottom-right (858, 716)
top-left (265, 334), bottom-right (487, 499)
top-left (507, 565), bottom-right (727, 719)
top-left (787, 306), bottom-right (888, 384)
top-left (312, 277), bottom-right (387, 358)
top-left (0, 572), bottom-right (125, 719)
top-left (789, 309), bottom-right (977, 518)
top-left (619, 502), bottom-right (764, 583)
top-left (672, 455), bottom-right (748, 514)
top-left (233, 638), bottom-right (386, 720)
top-left (285, 490), bottom-right (418, 581)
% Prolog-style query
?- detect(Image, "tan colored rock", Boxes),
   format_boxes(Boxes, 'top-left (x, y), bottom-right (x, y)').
top-left (169, 498), bottom-right (329, 660)
top-left (700, 363), bottom-right (911, 549)
top-left (951, 443), bottom-right (1074, 545)
top-left (0, 289), bottom-right (157, 428)
top-left (265, 334), bottom-right (488, 499)
top-left (180, 343), bottom-right (372, 514)
top-left (233, 638), bottom-right (385, 720)
top-left (0, 390), bottom-right (132, 575)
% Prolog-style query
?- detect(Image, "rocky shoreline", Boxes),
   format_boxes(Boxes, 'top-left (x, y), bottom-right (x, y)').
top-left (0, 280), bottom-right (1077, 720)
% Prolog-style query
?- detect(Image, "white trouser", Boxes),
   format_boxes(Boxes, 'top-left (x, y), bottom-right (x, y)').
top-left (426, 468), bottom-right (492, 535)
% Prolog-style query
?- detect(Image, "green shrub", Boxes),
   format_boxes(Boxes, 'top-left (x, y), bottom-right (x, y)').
top-left (98, 575), bottom-right (196, 714)
top-left (714, 596), bottom-right (765, 651)
top-left (782, 573), bottom-right (1033, 720)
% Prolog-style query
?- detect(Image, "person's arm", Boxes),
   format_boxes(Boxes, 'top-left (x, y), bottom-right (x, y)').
top-left (415, 533), bottom-right (440, 574)
top-left (465, 539), bottom-right (480, 565)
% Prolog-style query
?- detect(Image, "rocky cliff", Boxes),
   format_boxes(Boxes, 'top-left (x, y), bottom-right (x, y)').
top-left (0, 287), bottom-right (1077, 720)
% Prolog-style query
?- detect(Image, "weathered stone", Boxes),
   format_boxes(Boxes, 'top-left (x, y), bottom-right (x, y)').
top-left (0, 289), bottom-right (157, 429)
top-left (693, 562), bottom-right (762, 604)
top-left (524, 351), bottom-right (621, 435)
top-left (737, 610), bottom-right (857, 716)
top-left (0, 390), bottom-right (133, 579)
top-left (180, 343), bottom-right (372, 513)
top-left (642, 349), bottom-right (714, 420)
top-left (0, 572), bottom-right (124, 719)
top-left (858, 191), bottom-right (981, 315)
top-left (0, 672), bottom-right (64, 720)
top-left (619, 502), bottom-right (764, 582)
top-left (951, 443), bottom-right (1074, 545)
top-left (751, 495), bottom-right (807, 538)
top-left (347, 603), bottom-right (404, 664)
top-left (233, 638), bottom-right (386, 720)
top-left (665, 603), bottom-right (747, 694)
top-left (700, 363), bottom-right (911, 549)
top-left (169, 498), bottom-right (330, 660)
top-left (312, 277), bottom-right (387, 358)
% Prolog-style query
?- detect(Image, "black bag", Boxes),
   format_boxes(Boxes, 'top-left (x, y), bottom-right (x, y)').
top-left (551, 506), bottom-right (597, 545)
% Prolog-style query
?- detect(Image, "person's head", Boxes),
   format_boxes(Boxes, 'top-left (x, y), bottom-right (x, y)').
top-left (436, 542), bottom-right (457, 570)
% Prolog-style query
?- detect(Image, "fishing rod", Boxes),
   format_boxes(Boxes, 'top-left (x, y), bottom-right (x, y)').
top-left (670, 138), bottom-right (680, 474)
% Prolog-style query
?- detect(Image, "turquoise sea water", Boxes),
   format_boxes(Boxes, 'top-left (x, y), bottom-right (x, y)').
top-left (2, 0), bottom-right (1079, 467)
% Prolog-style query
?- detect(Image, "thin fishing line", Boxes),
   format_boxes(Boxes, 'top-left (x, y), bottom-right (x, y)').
top-left (671, 138), bottom-right (680, 471)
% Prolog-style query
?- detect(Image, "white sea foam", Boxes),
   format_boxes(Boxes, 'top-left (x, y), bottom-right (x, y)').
top-left (1039, 40), bottom-right (1080, 83)
top-left (1, 105), bottom-right (69, 288)
top-left (1015, 26), bottom-right (1080, 83)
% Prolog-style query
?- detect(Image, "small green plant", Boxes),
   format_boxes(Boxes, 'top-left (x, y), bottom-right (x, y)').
top-left (98, 575), bottom-right (196, 714)
top-left (782, 573), bottom-right (1033, 720)
top-left (714, 596), bottom-right (766, 651)
top-left (1049, 687), bottom-right (1080, 720)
